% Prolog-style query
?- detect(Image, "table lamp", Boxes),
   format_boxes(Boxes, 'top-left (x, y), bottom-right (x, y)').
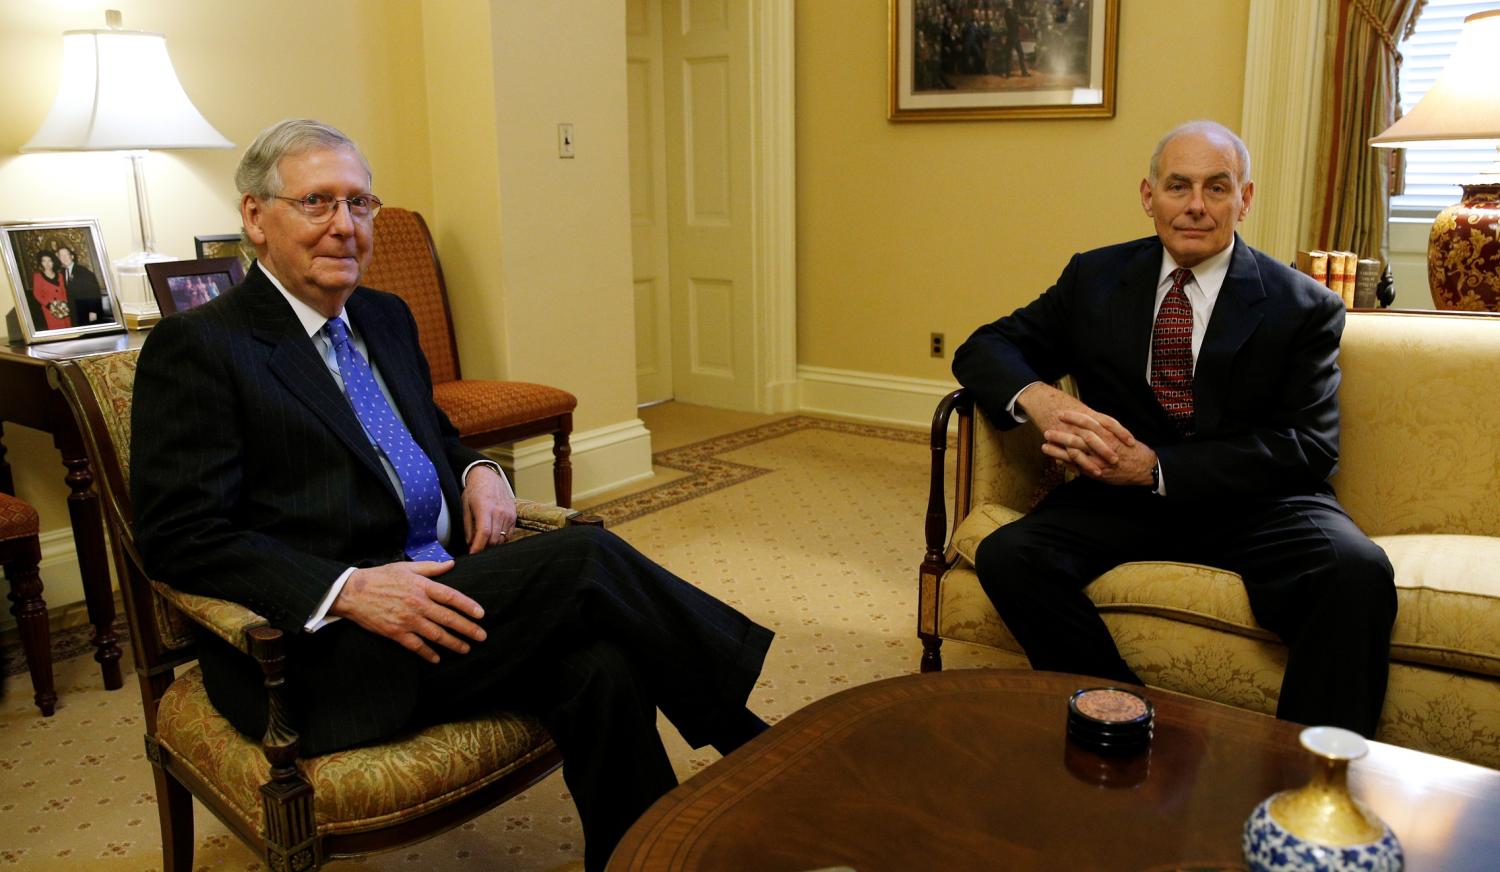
top-left (20, 9), bottom-right (232, 327)
top-left (1370, 9), bottom-right (1500, 310)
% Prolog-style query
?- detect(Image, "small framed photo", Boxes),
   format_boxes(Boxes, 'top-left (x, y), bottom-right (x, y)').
top-left (1, 218), bottom-right (126, 344)
top-left (889, 0), bottom-right (1118, 122)
top-left (194, 233), bottom-right (252, 272)
top-left (146, 257), bottom-right (245, 316)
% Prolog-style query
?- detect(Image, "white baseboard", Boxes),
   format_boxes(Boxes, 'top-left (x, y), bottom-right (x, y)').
top-left (486, 417), bottom-right (655, 503)
top-left (797, 365), bottom-right (958, 429)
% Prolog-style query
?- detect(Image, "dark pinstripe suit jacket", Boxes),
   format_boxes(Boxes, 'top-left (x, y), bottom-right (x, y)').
top-left (131, 264), bottom-right (487, 752)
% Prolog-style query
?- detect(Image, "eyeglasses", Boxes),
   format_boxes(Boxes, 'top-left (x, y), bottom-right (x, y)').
top-left (272, 193), bottom-right (383, 223)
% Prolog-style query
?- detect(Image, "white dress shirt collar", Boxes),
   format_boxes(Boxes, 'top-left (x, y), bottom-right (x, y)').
top-left (259, 264), bottom-right (351, 339)
top-left (1157, 239), bottom-right (1235, 303)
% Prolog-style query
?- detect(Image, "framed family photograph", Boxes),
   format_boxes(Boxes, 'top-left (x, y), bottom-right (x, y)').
top-left (1, 218), bottom-right (125, 344)
top-left (193, 233), bottom-right (253, 272)
top-left (146, 257), bottom-right (245, 316)
top-left (889, 0), bottom-right (1118, 122)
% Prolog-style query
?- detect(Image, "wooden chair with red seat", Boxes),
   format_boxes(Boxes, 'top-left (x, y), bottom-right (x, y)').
top-left (364, 208), bottom-right (578, 506)
top-left (1, 491), bottom-right (56, 716)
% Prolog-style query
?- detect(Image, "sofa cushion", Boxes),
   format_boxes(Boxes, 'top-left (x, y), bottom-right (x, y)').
top-left (1376, 534), bottom-right (1500, 676)
top-left (947, 504), bottom-right (1500, 679)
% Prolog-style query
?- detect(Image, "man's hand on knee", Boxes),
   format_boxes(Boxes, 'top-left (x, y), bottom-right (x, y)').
top-left (330, 560), bottom-right (487, 664)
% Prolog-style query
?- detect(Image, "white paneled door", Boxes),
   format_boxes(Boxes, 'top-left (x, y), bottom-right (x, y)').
top-left (627, 0), bottom-right (796, 412)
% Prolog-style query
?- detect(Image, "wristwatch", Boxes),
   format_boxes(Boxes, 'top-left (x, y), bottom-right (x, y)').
top-left (1149, 461), bottom-right (1161, 493)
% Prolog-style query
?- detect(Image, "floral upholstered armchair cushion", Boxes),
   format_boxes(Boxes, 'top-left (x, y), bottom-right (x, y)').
top-left (155, 666), bottom-right (555, 834)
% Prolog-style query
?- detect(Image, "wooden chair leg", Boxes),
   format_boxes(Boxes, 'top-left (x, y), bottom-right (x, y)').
top-left (552, 426), bottom-right (573, 508)
top-left (4, 539), bottom-right (57, 716)
top-left (150, 761), bottom-right (195, 872)
top-left (920, 634), bottom-right (944, 673)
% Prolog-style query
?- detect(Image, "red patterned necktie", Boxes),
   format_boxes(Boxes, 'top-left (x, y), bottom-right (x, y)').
top-left (1150, 268), bottom-right (1195, 435)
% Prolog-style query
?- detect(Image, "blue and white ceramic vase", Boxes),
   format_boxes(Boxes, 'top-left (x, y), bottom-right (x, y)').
top-left (1243, 726), bottom-right (1403, 872)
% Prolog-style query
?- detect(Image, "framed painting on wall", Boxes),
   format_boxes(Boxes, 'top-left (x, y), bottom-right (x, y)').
top-left (889, 0), bottom-right (1118, 122)
top-left (0, 218), bottom-right (126, 344)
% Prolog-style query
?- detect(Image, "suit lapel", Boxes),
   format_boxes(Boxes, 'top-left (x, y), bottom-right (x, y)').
top-left (1193, 236), bottom-right (1266, 434)
top-left (1113, 240), bottom-right (1164, 402)
top-left (241, 269), bottom-right (394, 496)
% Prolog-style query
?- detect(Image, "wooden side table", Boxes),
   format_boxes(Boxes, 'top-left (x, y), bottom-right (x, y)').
top-left (0, 331), bottom-right (146, 691)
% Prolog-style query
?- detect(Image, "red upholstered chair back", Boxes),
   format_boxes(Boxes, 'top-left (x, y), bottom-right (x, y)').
top-left (364, 208), bottom-right (462, 386)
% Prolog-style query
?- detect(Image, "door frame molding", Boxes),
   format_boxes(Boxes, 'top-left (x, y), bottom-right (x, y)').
top-left (752, 0), bottom-right (798, 413)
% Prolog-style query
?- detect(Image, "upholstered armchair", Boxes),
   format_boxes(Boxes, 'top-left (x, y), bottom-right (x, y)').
top-left (365, 207), bottom-right (579, 506)
top-left (56, 349), bottom-right (584, 871)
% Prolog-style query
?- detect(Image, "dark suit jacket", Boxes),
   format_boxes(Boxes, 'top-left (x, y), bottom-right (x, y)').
top-left (65, 263), bottom-right (101, 299)
top-left (65, 263), bottom-right (107, 324)
top-left (953, 235), bottom-right (1344, 502)
top-left (132, 264), bottom-right (487, 752)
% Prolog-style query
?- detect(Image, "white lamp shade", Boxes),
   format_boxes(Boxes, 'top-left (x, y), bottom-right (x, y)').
top-left (1371, 9), bottom-right (1500, 148)
top-left (21, 28), bottom-right (232, 152)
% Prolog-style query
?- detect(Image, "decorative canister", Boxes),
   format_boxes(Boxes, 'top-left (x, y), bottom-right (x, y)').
top-left (1066, 686), bottom-right (1153, 756)
top-left (1427, 182), bottom-right (1500, 311)
top-left (1242, 727), bottom-right (1403, 872)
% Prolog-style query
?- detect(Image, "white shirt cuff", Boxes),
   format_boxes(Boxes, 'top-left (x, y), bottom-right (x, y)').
top-left (304, 567), bottom-right (356, 632)
top-left (462, 459), bottom-right (514, 498)
top-left (1006, 381), bottom-right (1044, 423)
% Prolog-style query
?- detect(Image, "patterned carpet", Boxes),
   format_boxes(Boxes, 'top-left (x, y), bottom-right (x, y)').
top-left (0, 415), bottom-right (1003, 870)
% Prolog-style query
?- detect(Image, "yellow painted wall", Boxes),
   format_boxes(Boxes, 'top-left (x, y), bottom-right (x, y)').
top-left (421, 0), bottom-right (510, 383)
top-left (796, 0), bottom-right (1251, 381)
top-left (487, 0), bottom-right (640, 429)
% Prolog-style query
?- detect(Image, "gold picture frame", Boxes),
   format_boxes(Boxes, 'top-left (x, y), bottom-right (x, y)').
top-left (889, 0), bottom-right (1118, 122)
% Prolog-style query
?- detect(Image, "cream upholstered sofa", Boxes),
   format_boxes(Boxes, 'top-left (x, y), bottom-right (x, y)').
top-left (918, 310), bottom-right (1500, 768)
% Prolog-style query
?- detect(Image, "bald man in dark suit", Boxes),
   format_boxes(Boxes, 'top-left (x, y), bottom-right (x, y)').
top-left (954, 121), bottom-right (1395, 737)
top-left (131, 119), bottom-right (771, 871)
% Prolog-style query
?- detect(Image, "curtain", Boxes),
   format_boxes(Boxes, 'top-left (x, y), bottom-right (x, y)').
top-left (1308, 0), bottom-right (1426, 260)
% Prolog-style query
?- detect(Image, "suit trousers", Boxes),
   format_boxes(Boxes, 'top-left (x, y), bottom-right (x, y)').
top-left (272, 525), bottom-right (771, 872)
top-left (972, 479), bottom-right (1396, 736)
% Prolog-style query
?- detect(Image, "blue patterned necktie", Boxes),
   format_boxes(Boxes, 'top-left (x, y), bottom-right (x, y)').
top-left (324, 318), bottom-right (452, 562)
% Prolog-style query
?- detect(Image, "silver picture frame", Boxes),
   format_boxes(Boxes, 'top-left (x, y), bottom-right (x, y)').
top-left (2, 218), bottom-right (126, 344)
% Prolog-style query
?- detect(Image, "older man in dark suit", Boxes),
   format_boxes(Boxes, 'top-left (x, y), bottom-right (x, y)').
top-left (131, 119), bottom-right (772, 871)
top-left (55, 245), bottom-right (106, 323)
top-left (953, 120), bottom-right (1396, 737)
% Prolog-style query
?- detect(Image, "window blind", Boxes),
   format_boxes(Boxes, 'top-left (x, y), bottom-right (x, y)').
top-left (1390, 0), bottom-right (1500, 217)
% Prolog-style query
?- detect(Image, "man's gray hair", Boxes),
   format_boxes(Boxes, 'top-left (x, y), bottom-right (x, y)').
top-left (234, 119), bottom-right (372, 200)
top-left (1147, 120), bottom-right (1252, 186)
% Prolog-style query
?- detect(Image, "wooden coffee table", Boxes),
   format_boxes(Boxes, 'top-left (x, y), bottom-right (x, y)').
top-left (609, 669), bottom-right (1500, 871)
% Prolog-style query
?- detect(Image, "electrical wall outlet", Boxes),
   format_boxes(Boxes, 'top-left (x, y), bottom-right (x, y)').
top-left (930, 332), bottom-right (945, 358)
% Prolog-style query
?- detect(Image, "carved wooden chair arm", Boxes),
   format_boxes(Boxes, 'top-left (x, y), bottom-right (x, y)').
top-left (925, 389), bottom-right (972, 568)
top-left (150, 581), bottom-right (270, 656)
